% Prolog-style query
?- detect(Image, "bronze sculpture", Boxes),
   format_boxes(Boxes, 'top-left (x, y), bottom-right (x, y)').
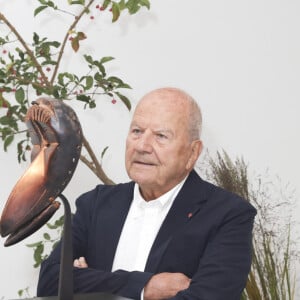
top-left (0, 97), bottom-right (82, 246)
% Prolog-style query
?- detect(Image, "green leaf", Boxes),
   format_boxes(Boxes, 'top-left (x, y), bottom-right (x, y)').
top-left (102, 0), bottom-right (111, 10)
top-left (33, 32), bottom-right (40, 44)
top-left (46, 223), bottom-right (57, 230)
top-left (52, 241), bottom-right (59, 249)
top-left (34, 243), bottom-right (44, 258)
top-left (118, 0), bottom-right (126, 10)
top-left (44, 41), bottom-right (60, 48)
top-left (27, 241), bottom-right (42, 248)
top-left (83, 54), bottom-right (94, 65)
top-left (55, 216), bottom-right (64, 226)
top-left (71, 33), bottom-right (86, 52)
top-left (119, 83), bottom-right (131, 89)
top-left (47, 1), bottom-right (56, 9)
top-left (69, 0), bottom-right (85, 4)
top-left (100, 56), bottom-right (114, 64)
top-left (126, 0), bottom-right (140, 14)
top-left (140, 0), bottom-right (150, 9)
top-left (46, 215), bottom-right (64, 229)
top-left (112, 3), bottom-right (121, 22)
top-left (85, 76), bottom-right (93, 90)
top-left (101, 146), bottom-right (109, 159)
top-left (43, 233), bottom-right (51, 240)
top-left (41, 60), bottom-right (58, 66)
top-left (4, 135), bottom-right (13, 151)
top-left (98, 64), bottom-right (106, 76)
top-left (76, 94), bottom-right (91, 103)
top-left (34, 5), bottom-right (48, 17)
top-left (16, 139), bottom-right (29, 163)
top-left (107, 76), bottom-right (131, 89)
top-left (89, 100), bottom-right (96, 108)
top-left (94, 72), bottom-right (103, 82)
top-left (71, 37), bottom-right (80, 52)
top-left (58, 72), bottom-right (74, 85)
top-left (77, 32), bottom-right (87, 41)
top-left (15, 87), bottom-right (25, 103)
top-left (115, 92), bottom-right (131, 111)
top-left (33, 243), bottom-right (44, 267)
top-left (38, 0), bottom-right (48, 5)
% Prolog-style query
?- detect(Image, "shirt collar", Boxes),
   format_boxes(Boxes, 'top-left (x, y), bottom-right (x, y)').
top-left (133, 177), bottom-right (188, 209)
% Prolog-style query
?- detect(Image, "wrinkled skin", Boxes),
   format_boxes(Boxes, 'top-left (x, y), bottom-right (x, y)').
top-left (0, 97), bottom-right (82, 246)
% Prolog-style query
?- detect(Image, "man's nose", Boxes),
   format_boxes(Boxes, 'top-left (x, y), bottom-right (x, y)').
top-left (136, 131), bottom-right (153, 153)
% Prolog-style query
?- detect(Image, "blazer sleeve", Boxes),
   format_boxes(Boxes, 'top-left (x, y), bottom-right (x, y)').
top-left (37, 259), bottom-right (152, 299)
top-left (36, 186), bottom-right (153, 300)
top-left (170, 194), bottom-right (256, 300)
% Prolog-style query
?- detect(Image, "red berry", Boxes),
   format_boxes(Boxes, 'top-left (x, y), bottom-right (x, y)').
top-left (46, 67), bottom-right (51, 72)
top-left (96, 4), bottom-right (100, 8)
top-left (90, 15), bottom-right (94, 20)
top-left (0, 99), bottom-right (9, 108)
top-left (100, 6), bottom-right (105, 11)
top-left (111, 99), bottom-right (117, 104)
top-left (2, 50), bottom-right (7, 54)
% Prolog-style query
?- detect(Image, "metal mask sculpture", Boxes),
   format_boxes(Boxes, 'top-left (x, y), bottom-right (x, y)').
top-left (0, 97), bottom-right (82, 246)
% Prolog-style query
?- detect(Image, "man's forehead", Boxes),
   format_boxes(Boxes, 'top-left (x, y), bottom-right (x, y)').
top-left (129, 115), bottom-right (188, 138)
top-left (130, 119), bottom-right (172, 131)
top-left (139, 91), bottom-right (187, 106)
top-left (134, 99), bottom-right (188, 118)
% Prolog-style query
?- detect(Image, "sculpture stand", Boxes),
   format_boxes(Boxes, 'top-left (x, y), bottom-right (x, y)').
top-left (11, 293), bottom-right (132, 300)
top-left (57, 194), bottom-right (73, 300)
top-left (10, 194), bottom-right (132, 300)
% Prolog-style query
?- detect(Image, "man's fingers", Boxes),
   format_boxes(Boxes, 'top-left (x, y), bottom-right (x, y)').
top-left (73, 259), bottom-right (80, 267)
top-left (79, 257), bottom-right (88, 267)
top-left (144, 272), bottom-right (191, 299)
top-left (73, 257), bottom-right (88, 268)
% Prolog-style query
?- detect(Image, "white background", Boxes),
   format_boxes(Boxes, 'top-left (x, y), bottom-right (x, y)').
top-left (0, 0), bottom-right (299, 298)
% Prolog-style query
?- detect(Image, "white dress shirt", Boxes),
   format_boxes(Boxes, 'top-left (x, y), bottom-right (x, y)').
top-left (111, 178), bottom-right (186, 273)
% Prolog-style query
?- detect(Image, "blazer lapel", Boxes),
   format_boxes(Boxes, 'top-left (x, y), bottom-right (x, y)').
top-left (144, 170), bottom-right (212, 273)
top-left (95, 182), bottom-right (134, 270)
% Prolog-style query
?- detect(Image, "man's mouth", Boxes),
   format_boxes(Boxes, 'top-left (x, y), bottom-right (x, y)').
top-left (134, 160), bottom-right (156, 166)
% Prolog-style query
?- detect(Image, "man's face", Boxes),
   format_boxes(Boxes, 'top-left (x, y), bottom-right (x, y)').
top-left (125, 91), bottom-right (200, 200)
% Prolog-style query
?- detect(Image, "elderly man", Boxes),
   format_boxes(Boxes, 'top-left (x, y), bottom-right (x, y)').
top-left (37, 87), bottom-right (256, 300)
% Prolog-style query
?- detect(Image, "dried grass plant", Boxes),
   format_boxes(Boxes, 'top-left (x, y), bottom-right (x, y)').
top-left (199, 150), bottom-right (298, 300)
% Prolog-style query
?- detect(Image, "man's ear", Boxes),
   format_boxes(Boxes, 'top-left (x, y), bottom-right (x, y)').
top-left (186, 140), bottom-right (203, 170)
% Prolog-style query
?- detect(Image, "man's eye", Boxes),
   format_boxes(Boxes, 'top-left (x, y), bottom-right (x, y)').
top-left (156, 133), bottom-right (167, 140)
top-left (132, 128), bottom-right (141, 135)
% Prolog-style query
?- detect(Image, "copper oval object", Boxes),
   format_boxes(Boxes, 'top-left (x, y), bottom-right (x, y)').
top-left (0, 97), bottom-right (83, 246)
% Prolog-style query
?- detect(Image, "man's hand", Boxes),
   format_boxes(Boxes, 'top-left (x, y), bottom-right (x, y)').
top-left (73, 257), bottom-right (88, 268)
top-left (144, 272), bottom-right (191, 300)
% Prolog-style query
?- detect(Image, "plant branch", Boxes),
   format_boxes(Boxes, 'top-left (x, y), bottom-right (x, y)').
top-left (0, 12), bottom-right (50, 88)
top-left (50, 0), bottom-right (95, 85)
top-left (80, 134), bottom-right (115, 185)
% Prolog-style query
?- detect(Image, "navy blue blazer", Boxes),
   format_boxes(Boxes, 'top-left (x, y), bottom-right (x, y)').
top-left (37, 170), bottom-right (256, 299)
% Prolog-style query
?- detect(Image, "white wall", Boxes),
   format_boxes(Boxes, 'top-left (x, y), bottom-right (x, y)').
top-left (0, 0), bottom-right (299, 298)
